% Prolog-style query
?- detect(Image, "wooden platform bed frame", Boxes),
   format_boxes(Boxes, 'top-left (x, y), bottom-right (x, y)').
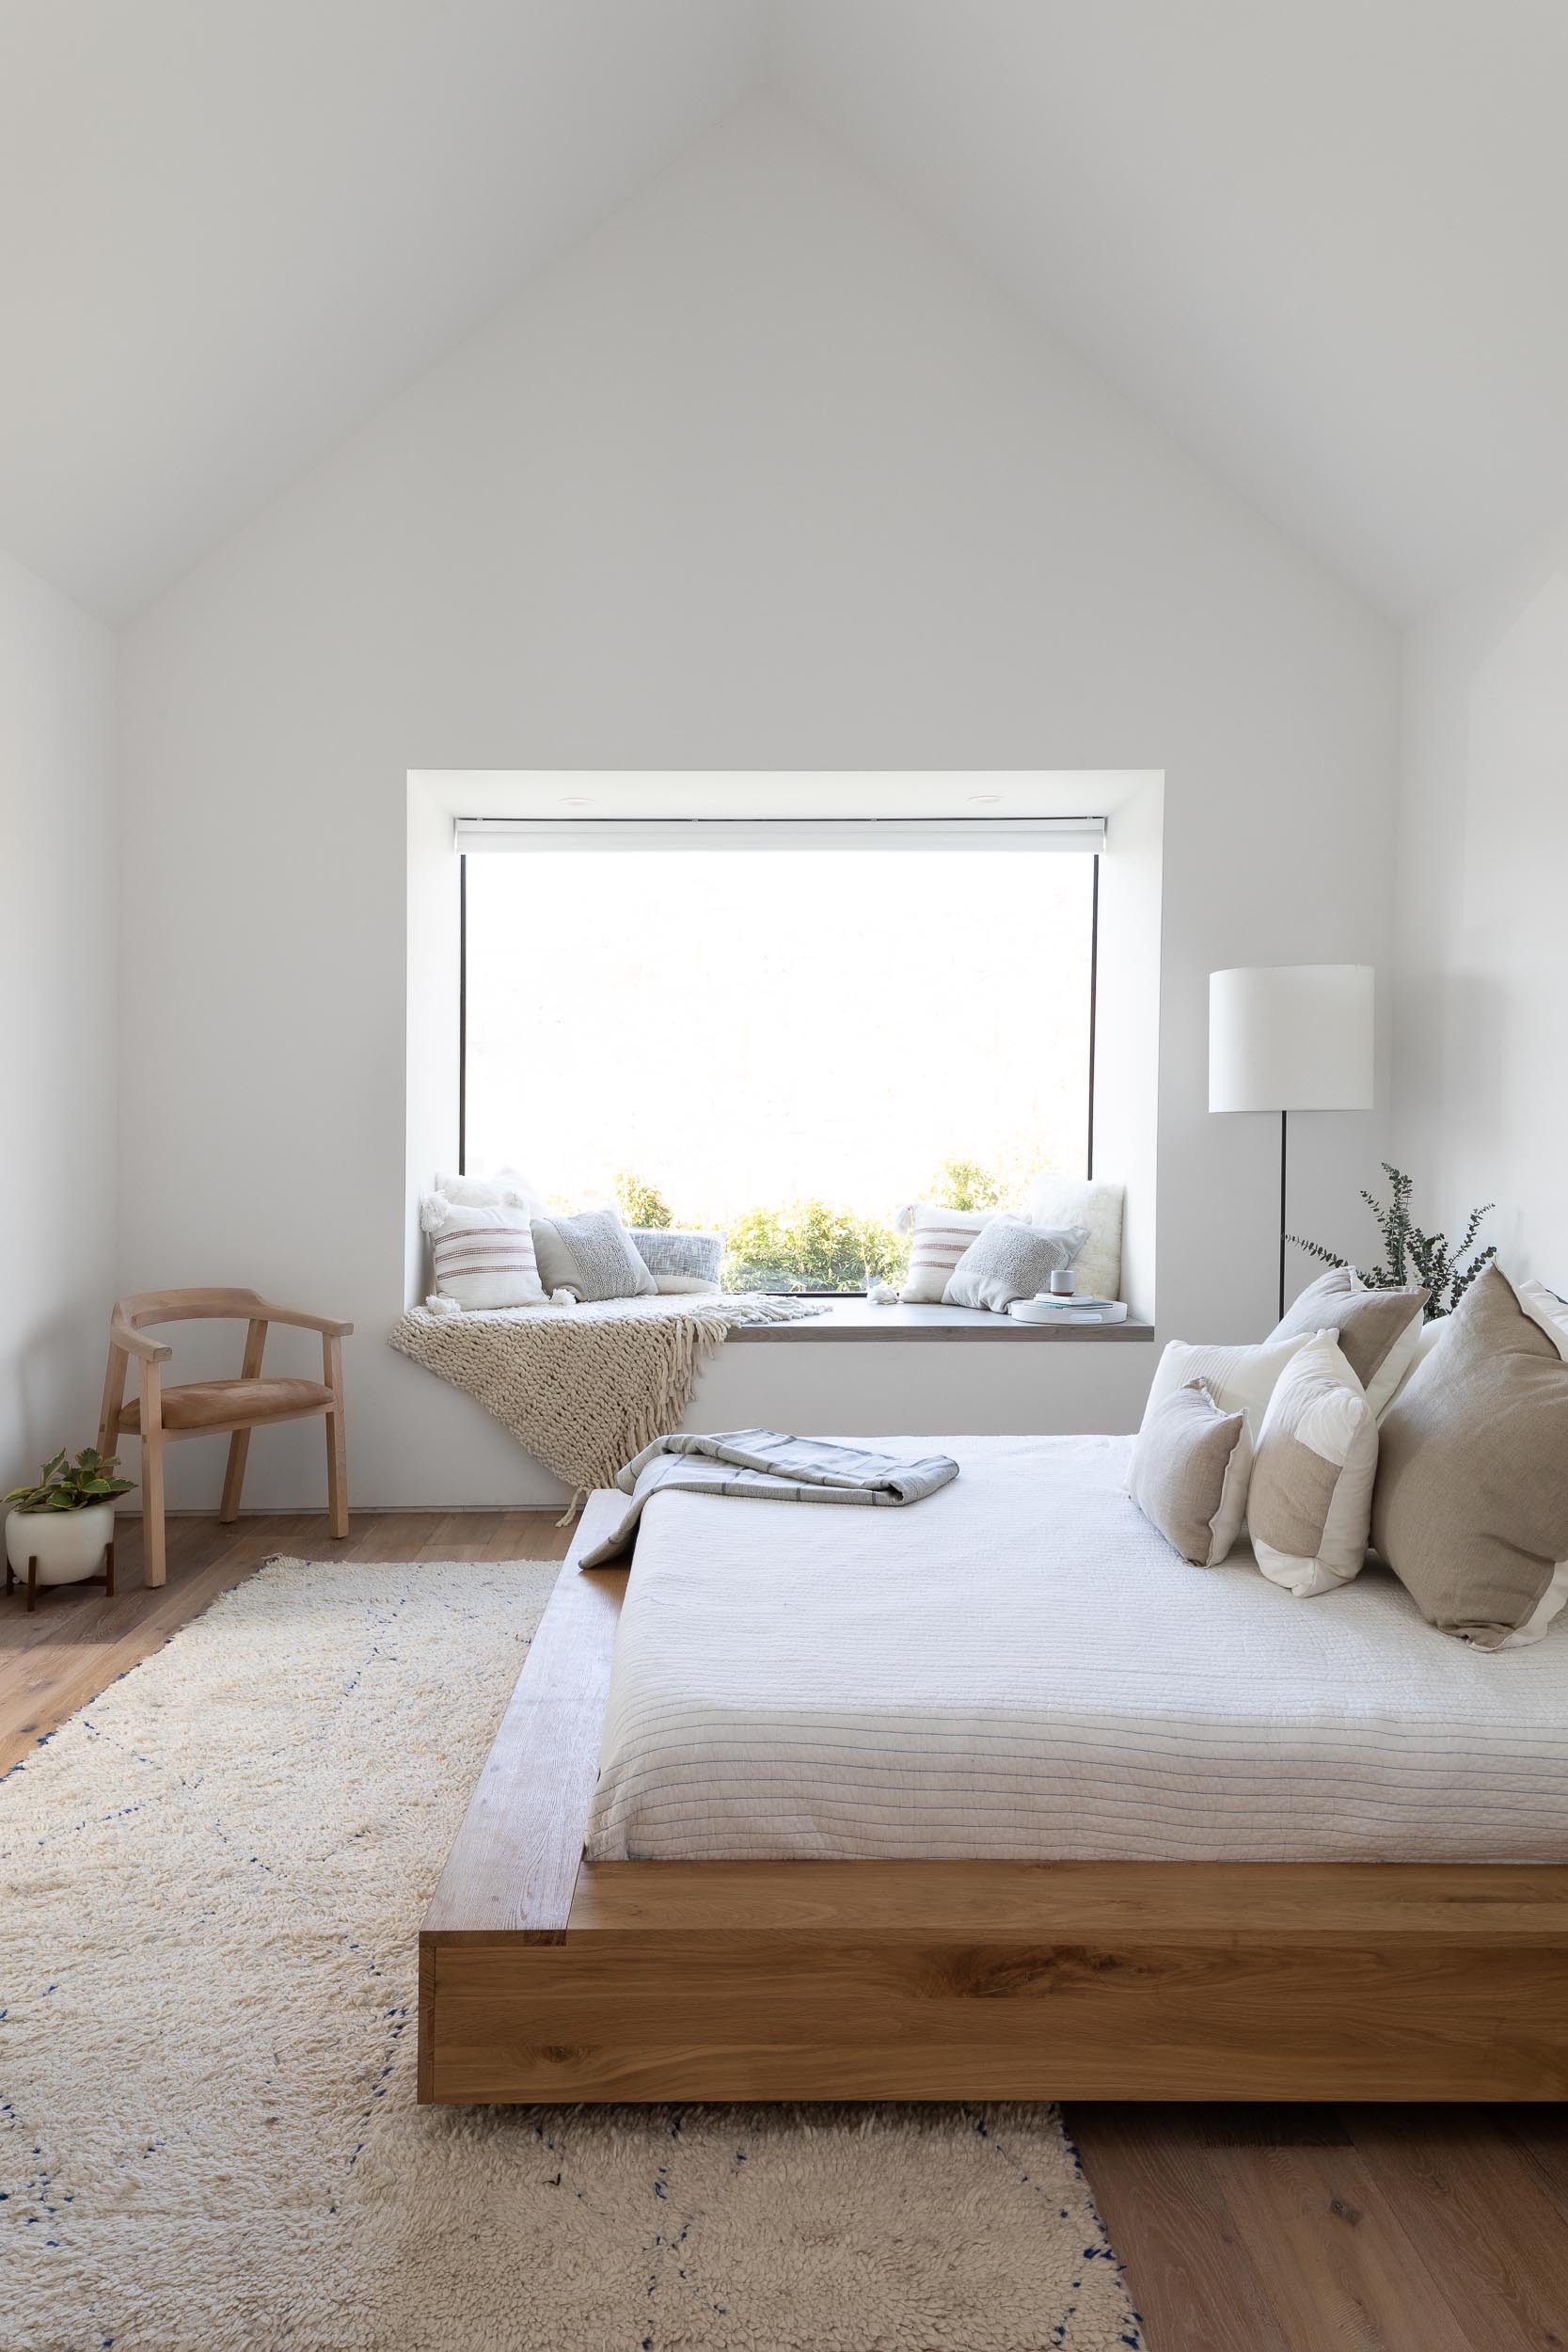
top-left (420, 1492), bottom-right (1568, 2106)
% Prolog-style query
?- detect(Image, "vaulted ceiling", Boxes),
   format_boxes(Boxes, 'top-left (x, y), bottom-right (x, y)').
top-left (5, 0), bottom-right (1565, 620)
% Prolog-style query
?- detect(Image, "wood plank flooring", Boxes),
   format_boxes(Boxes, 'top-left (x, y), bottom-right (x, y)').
top-left (4, 1508), bottom-right (1565, 2350)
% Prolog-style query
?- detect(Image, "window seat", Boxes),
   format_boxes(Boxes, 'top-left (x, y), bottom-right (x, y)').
top-left (726, 1300), bottom-right (1154, 1343)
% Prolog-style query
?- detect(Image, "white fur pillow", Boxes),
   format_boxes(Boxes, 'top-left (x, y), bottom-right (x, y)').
top-left (1025, 1174), bottom-right (1124, 1303)
top-left (421, 1194), bottom-right (547, 1309)
top-left (433, 1167), bottom-right (547, 1216)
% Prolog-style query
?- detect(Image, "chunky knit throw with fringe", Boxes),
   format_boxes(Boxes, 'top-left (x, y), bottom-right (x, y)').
top-left (388, 1292), bottom-right (830, 1506)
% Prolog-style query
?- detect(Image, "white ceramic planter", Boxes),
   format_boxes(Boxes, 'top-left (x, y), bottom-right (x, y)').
top-left (6, 1499), bottom-right (114, 1586)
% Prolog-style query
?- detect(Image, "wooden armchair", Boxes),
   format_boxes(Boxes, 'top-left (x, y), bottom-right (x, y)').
top-left (99, 1288), bottom-right (352, 1588)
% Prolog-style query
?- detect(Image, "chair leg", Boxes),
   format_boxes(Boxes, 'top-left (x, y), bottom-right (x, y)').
top-left (27, 1557), bottom-right (38, 1614)
top-left (104, 1540), bottom-right (116, 1598)
top-left (323, 1334), bottom-right (349, 1540)
top-left (219, 1430), bottom-right (251, 1523)
top-left (140, 1432), bottom-right (166, 1588)
top-left (221, 1316), bottom-right (268, 1522)
top-left (98, 1343), bottom-right (128, 1464)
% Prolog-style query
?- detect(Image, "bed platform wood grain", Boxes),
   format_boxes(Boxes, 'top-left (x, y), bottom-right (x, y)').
top-left (419, 1491), bottom-right (1568, 2105)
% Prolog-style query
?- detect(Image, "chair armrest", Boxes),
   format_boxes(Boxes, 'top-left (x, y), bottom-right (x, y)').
top-left (256, 1303), bottom-right (355, 1338)
top-left (110, 1314), bottom-right (173, 1363)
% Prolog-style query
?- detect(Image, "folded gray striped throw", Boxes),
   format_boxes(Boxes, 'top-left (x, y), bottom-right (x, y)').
top-left (577, 1428), bottom-right (960, 1565)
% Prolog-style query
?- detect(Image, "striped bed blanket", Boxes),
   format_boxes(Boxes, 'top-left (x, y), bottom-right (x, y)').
top-left (577, 1428), bottom-right (960, 1565)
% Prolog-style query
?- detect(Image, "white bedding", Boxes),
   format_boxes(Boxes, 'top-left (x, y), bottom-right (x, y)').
top-left (584, 1434), bottom-right (1568, 1864)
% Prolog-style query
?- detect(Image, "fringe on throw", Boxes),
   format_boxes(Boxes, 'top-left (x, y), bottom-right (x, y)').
top-left (388, 1291), bottom-right (830, 1510)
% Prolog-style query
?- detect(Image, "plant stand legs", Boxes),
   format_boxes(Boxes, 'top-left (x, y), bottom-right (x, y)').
top-left (5, 1542), bottom-right (117, 1611)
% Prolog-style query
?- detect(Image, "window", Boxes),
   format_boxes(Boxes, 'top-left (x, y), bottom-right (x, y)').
top-left (459, 822), bottom-right (1100, 1293)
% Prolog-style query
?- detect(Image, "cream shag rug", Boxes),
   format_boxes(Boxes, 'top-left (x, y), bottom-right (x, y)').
top-left (0, 1556), bottom-right (1143, 2352)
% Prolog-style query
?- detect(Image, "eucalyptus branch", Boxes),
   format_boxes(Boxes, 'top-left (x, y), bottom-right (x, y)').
top-left (1291, 1167), bottom-right (1494, 1321)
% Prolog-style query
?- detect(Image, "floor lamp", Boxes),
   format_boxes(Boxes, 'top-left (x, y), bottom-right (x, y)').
top-left (1209, 964), bottom-right (1374, 1321)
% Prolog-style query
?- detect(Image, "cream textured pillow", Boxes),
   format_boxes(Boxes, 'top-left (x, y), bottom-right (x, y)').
top-left (1136, 1332), bottom-right (1312, 1454)
top-left (531, 1208), bottom-right (657, 1302)
top-left (420, 1196), bottom-right (547, 1309)
top-left (1025, 1175), bottom-right (1124, 1303)
top-left (1128, 1381), bottom-right (1252, 1566)
top-left (1371, 1267), bottom-right (1568, 1648)
top-left (897, 1206), bottom-right (1011, 1304)
top-left (1269, 1266), bottom-right (1428, 1419)
top-left (1247, 1332), bottom-right (1378, 1597)
top-left (943, 1219), bottom-right (1087, 1314)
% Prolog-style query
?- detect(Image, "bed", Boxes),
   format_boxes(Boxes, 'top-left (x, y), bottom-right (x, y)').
top-left (420, 1436), bottom-right (1568, 2106)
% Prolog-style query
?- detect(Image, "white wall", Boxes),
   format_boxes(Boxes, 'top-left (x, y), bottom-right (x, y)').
top-left (1395, 525), bottom-right (1568, 1289)
top-left (0, 547), bottom-right (118, 1487)
top-left (119, 99), bottom-right (1398, 1508)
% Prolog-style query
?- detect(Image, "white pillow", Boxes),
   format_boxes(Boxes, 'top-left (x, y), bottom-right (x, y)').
top-left (1514, 1274), bottom-right (1568, 1357)
top-left (1025, 1175), bottom-right (1123, 1303)
top-left (433, 1167), bottom-right (547, 1216)
top-left (420, 1194), bottom-right (547, 1309)
top-left (1247, 1331), bottom-right (1379, 1597)
top-left (1380, 1308), bottom-right (1449, 1412)
top-left (1136, 1332), bottom-right (1313, 1454)
top-left (1343, 1269), bottom-right (1429, 1418)
top-left (897, 1205), bottom-right (1015, 1304)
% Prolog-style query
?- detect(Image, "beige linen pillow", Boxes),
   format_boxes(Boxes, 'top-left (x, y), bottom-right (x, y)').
top-left (1247, 1331), bottom-right (1378, 1597)
top-left (897, 1205), bottom-right (1011, 1303)
top-left (1136, 1332), bottom-right (1312, 1454)
top-left (1129, 1381), bottom-right (1252, 1566)
top-left (1025, 1174), bottom-right (1124, 1302)
top-left (1269, 1266), bottom-right (1428, 1418)
top-left (531, 1208), bottom-right (657, 1302)
top-left (1371, 1267), bottom-right (1568, 1648)
top-left (943, 1219), bottom-right (1086, 1314)
top-left (420, 1196), bottom-right (547, 1309)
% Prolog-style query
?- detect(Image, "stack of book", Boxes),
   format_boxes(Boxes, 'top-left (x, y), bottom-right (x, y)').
top-left (1007, 1293), bottom-right (1129, 1326)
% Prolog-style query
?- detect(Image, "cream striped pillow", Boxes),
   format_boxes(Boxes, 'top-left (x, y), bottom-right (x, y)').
top-left (898, 1206), bottom-right (1015, 1303)
top-left (421, 1195), bottom-right (547, 1309)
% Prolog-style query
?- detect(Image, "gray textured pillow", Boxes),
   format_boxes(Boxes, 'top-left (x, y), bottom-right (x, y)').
top-left (1128, 1380), bottom-right (1252, 1566)
top-left (942, 1219), bottom-right (1081, 1313)
top-left (531, 1209), bottom-right (657, 1302)
top-left (1372, 1267), bottom-right (1568, 1647)
top-left (628, 1227), bottom-right (724, 1294)
top-left (1268, 1266), bottom-right (1427, 1416)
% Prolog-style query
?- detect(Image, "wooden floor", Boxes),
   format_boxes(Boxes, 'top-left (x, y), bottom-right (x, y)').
top-left (5, 1509), bottom-right (1566, 2351)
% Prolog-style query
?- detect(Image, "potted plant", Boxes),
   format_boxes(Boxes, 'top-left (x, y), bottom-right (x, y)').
top-left (4, 1447), bottom-right (134, 1591)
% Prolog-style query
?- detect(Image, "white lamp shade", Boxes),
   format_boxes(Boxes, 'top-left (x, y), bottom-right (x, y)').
top-left (1209, 964), bottom-right (1374, 1113)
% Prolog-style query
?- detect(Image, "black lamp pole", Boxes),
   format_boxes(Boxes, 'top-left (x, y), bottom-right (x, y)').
top-left (1278, 1109), bottom-right (1289, 1322)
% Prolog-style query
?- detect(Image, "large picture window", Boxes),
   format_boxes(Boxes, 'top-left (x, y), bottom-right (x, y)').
top-left (459, 824), bottom-right (1100, 1293)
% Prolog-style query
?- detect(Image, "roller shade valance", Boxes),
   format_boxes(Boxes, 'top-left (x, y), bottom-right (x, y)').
top-left (454, 816), bottom-right (1106, 853)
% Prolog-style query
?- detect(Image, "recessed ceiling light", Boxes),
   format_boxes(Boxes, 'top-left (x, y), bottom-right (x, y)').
top-left (968, 793), bottom-right (1001, 805)
top-left (561, 796), bottom-right (593, 807)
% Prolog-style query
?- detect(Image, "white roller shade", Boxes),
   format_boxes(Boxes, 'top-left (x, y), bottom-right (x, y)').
top-left (454, 816), bottom-right (1106, 852)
